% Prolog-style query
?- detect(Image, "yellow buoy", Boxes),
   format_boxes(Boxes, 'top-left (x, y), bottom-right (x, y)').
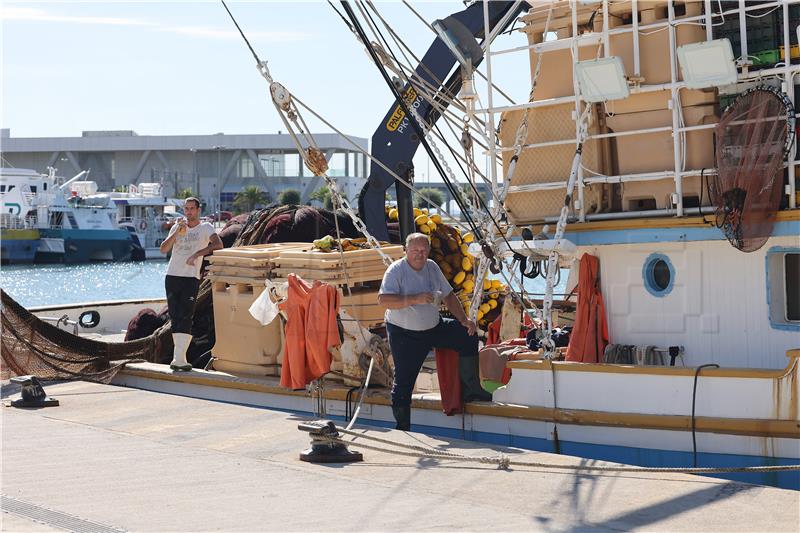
top-left (491, 279), bottom-right (502, 289)
top-left (453, 271), bottom-right (466, 285)
top-left (460, 243), bottom-right (469, 255)
top-left (414, 214), bottom-right (430, 226)
top-left (388, 208), bottom-right (398, 221)
top-left (483, 279), bottom-right (491, 290)
top-left (419, 224), bottom-right (431, 234)
top-left (488, 299), bottom-right (498, 309)
top-left (461, 256), bottom-right (473, 271)
top-left (462, 232), bottom-right (474, 243)
top-left (461, 279), bottom-right (475, 292)
top-left (479, 303), bottom-right (491, 314)
top-left (413, 207), bottom-right (422, 218)
top-left (430, 214), bottom-right (442, 224)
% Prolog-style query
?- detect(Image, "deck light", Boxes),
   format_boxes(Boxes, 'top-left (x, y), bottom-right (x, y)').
top-left (574, 57), bottom-right (630, 102)
top-left (431, 16), bottom-right (483, 69)
top-left (677, 38), bottom-right (738, 89)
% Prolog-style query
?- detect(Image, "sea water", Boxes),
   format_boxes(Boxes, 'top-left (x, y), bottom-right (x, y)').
top-left (1, 261), bottom-right (170, 308)
top-left (0, 261), bottom-right (568, 308)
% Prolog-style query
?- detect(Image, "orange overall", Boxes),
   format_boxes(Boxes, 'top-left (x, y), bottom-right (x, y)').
top-left (279, 274), bottom-right (341, 389)
top-left (566, 253), bottom-right (609, 363)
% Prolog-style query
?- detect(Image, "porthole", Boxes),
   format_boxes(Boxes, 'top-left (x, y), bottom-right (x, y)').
top-left (642, 253), bottom-right (674, 297)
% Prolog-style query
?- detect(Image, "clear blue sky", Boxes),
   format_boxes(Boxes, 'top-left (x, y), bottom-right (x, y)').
top-left (2, 1), bottom-right (531, 180)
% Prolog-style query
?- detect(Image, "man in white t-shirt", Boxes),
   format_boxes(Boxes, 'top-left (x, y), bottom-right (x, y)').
top-left (159, 197), bottom-right (223, 370)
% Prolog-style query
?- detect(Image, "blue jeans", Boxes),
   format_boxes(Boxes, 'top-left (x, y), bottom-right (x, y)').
top-left (386, 318), bottom-right (479, 408)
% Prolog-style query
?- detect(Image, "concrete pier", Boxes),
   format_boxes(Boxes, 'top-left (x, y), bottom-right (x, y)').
top-left (2, 381), bottom-right (798, 532)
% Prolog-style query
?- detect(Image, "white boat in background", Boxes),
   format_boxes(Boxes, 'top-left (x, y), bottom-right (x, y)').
top-left (0, 168), bottom-right (134, 263)
top-left (107, 183), bottom-right (183, 259)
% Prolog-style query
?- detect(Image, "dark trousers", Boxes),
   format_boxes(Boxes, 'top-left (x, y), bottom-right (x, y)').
top-left (386, 318), bottom-right (478, 408)
top-left (165, 275), bottom-right (200, 334)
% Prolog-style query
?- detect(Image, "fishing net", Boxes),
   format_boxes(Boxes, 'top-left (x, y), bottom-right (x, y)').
top-left (712, 85), bottom-right (795, 252)
top-left (1, 205), bottom-right (362, 382)
top-left (1, 289), bottom-right (169, 383)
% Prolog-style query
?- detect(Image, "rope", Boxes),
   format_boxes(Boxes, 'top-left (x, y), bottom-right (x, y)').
top-left (326, 426), bottom-right (800, 474)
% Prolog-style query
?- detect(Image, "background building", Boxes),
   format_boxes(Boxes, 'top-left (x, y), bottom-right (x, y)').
top-left (0, 129), bottom-right (369, 213)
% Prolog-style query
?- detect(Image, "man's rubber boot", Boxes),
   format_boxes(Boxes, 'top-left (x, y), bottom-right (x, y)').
top-left (170, 333), bottom-right (193, 371)
top-left (392, 406), bottom-right (411, 431)
top-left (459, 354), bottom-right (492, 403)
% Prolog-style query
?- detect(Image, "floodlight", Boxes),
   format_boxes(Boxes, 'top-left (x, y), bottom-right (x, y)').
top-left (574, 57), bottom-right (630, 102)
top-left (432, 16), bottom-right (483, 68)
top-left (677, 38), bottom-right (738, 89)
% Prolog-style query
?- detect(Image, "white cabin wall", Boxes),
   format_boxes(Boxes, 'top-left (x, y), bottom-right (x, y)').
top-left (585, 235), bottom-right (798, 369)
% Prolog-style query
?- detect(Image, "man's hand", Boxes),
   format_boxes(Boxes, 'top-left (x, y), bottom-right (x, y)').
top-left (414, 292), bottom-right (434, 305)
top-left (460, 318), bottom-right (477, 337)
top-left (185, 252), bottom-right (198, 266)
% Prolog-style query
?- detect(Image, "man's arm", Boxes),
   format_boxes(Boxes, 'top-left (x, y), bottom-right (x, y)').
top-left (159, 229), bottom-right (178, 254)
top-left (443, 291), bottom-right (477, 336)
top-left (185, 233), bottom-right (224, 266)
top-left (378, 292), bottom-right (433, 309)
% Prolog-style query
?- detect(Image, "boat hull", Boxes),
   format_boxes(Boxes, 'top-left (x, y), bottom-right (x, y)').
top-left (0, 229), bottom-right (40, 264)
top-left (35, 229), bottom-right (133, 263)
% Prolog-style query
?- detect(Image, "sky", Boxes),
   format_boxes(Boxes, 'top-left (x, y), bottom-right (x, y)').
top-left (1, 1), bottom-right (533, 182)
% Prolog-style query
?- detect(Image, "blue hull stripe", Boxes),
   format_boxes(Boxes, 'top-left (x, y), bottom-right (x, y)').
top-left (563, 220), bottom-right (800, 246)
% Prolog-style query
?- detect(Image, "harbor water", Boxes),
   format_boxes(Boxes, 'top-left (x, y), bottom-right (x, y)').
top-left (0, 261), bottom-right (568, 308)
top-left (1, 261), bottom-right (169, 308)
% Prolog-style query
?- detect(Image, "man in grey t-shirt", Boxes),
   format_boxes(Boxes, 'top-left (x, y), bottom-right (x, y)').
top-left (379, 233), bottom-right (492, 431)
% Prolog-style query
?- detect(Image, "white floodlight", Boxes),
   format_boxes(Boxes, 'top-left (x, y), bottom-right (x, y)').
top-left (574, 57), bottom-right (629, 103)
top-left (677, 38), bottom-right (738, 89)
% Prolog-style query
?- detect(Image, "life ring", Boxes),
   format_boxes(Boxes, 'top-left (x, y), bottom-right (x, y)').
top-left (138, 220), bottom-right (148, 231)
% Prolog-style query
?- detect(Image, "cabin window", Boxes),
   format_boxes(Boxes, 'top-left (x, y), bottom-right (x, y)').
top-left (642, 253), bottom-right (674, 297)
top-left (766, 248), bottom-right (800, 331)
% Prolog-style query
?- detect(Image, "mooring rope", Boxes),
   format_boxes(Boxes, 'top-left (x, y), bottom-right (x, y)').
top-left (326, 425), bottom-right (800, 474)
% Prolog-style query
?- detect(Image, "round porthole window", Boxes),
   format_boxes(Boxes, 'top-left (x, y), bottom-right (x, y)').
top-left (642, 253), bottom-right (674, 297)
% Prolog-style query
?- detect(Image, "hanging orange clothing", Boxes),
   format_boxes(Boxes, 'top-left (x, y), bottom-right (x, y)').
top-left (279, 274), bottom-right (341, 389)
top-left (566, 253), bottom-right (609, 363)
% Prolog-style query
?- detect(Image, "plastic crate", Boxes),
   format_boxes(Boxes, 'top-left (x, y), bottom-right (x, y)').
top-left (752, 49), bottom-right (781, 67)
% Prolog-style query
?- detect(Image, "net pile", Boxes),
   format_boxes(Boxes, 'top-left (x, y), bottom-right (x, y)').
top-left (1, 289), bottom-right (169, 383)
top-left (1, 205), bottom-right (360, 382)
top-left (712, 86), bottom-right (794, 252)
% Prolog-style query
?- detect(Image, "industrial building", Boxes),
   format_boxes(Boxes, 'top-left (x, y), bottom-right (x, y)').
top-left (0, 129), bottom-right (369, 212)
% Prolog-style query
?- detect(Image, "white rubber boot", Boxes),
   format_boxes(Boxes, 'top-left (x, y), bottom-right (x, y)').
top-left (170, 333), bottom-right (193, 371)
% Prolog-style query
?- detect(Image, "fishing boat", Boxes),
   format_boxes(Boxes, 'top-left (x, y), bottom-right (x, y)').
top-left (3, 0), bottom-right (799, 491)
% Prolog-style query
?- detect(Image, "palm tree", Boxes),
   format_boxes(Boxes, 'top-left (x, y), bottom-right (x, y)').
top-left (414, 187), bottom-right (444, 209)
top-left (278, 189), bottom-right (302, 206)
top-left (234, 186), bottom-right (268, 213)
top-left (177, 188), bottom-right (195, 199)
top-left (309, 187), bottom-right (335, 209)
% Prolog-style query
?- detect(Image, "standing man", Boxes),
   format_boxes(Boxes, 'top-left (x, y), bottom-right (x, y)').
top-left (159, 197), bottom-right (223, 371)
top-left (378, 233), bottom-right (491, 430)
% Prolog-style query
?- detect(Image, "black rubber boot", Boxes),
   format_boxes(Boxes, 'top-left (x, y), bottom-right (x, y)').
top-left (459, 354), bottom-right (493, 403)
top-left (392, 405), bottom-right (411, 431)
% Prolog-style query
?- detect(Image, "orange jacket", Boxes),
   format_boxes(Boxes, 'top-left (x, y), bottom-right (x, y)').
top-left (279, 274), bottom-right (341, 389)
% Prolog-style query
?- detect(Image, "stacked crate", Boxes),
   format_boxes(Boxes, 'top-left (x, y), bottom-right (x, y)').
top-left (208, 242), bottom-right (403, 379)
top-left (515, 0), bottom-right (718, 213)
top-left (272, 244), bottom-right (405, 330)
top-left (207, 243), bottom-right (308, 377)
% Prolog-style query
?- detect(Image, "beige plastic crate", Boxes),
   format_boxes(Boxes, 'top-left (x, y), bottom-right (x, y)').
top-left (499, 103), bottom-right (612, 223)
top-left (212, 359), bottom-right (279, 377)
top-left (523, 2), bottom-right (709, 107)
top-left (605, 104), bottom-right (717, 209)
top-left (210, 278), bottom-right (284, 366)
top-left (605, 103), bottom-right (716, 169)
